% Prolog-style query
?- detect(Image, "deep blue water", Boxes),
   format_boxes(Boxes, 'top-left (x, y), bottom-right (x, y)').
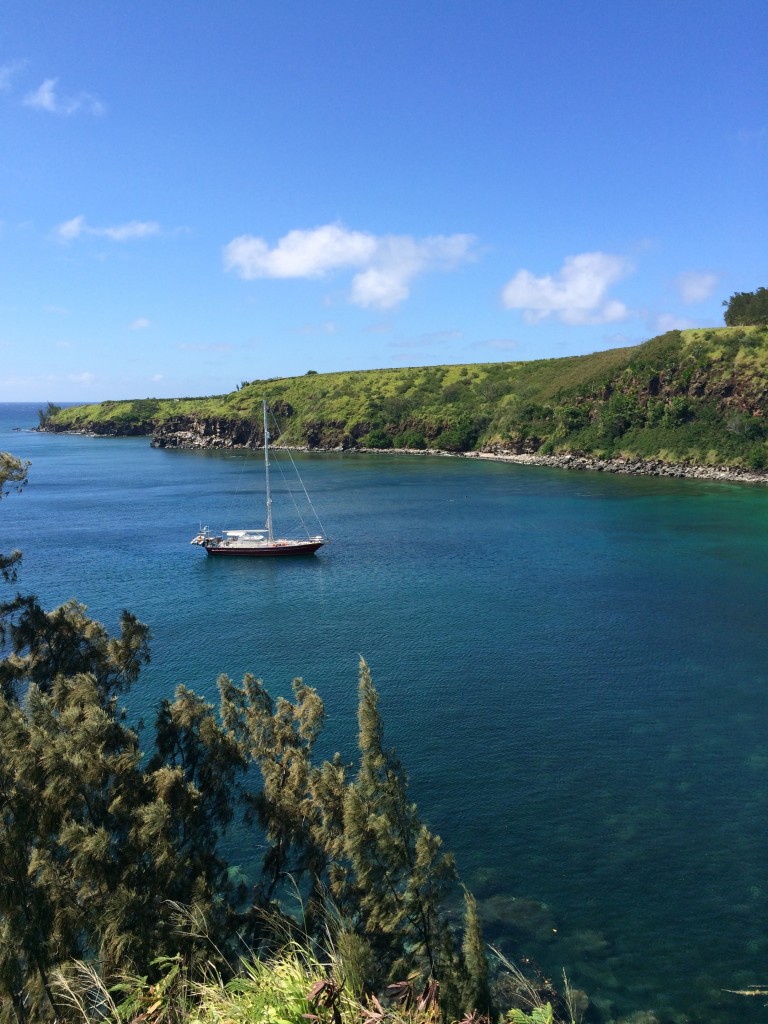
top-left (2, 402), bottom-right (768, 1022)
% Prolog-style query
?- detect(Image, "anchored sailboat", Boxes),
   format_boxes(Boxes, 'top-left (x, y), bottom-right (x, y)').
top-left (191, 401), bottom-right (328, 557)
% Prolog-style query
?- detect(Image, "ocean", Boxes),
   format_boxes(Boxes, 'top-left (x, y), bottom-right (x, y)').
top-left (2, 401), bottom-right (768, 1022)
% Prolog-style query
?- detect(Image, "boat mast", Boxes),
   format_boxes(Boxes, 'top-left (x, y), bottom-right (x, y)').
top-left (263, 400), bottom-right (274, 542)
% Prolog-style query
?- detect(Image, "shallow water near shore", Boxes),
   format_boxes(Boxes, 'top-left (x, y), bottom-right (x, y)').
top-left (3, 402), bottom-right (768, 1022)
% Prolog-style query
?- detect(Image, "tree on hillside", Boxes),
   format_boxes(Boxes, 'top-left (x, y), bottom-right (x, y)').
top-left (36, 403), bottom-right (61, 429)
top-left (723, 287), bottom-right (768, 326)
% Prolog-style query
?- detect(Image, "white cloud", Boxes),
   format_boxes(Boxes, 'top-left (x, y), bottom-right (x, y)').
top-left (130, 318), bottom-right (151, 330)
top-left (57, 215), bottom-right (87, 241)
top-left (68, 371), bottom-right (96, 384)
top-left (224, 223), bottom-right (476, 309)
top-left (676, 271), bottom-right (719, 304)
top-left (352, 234), bottom-right (475, 309)
top-left (0, 60), bottom-right (25, 91)
top-left (149, 374), bottom-right (163, 383)
top-left (501, 252), bottom-right (632, 325)
top-left (100, 221), bottom-right (160, 241)
top-left (225, 224), bottom-right (376, 279)
top-left (55, 215), bottom-right (160, 243)
top-left (24, 78), bottom-right (104, 116)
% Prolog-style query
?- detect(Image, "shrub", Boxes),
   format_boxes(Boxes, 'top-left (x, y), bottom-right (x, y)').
top-left (394, 429), bottom-right (427, 449)
top-left (360, 428), bottom-right (393, 448)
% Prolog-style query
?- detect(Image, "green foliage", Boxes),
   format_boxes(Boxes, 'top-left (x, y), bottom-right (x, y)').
top-left (507, 1006), bottom-right (554, 1024)
top-left (37, 402), bottom-right (62, 428)
top-left (0, 483), bottom-right (491, 1019)
top-left (0, 596), bottom-right (150, 699)
top-left (461, 889), bottom-right (492, 1017)
top-left (0, 452), bottom-right (28, 499)
top-left (434, 414), bottom-right (485, 452)
top-left (394, 428), bottom-right (427, 449)
top-left (41, 325), bottom-right (768, 468)
top-left (723, 287), bottom-right (768, 326)
top-left (341, 661), bottom-right (460, 996)
top-left (361, 428), bottom-right (393, 449)
top-left (51, 941), bottom-right (585, 1024)
top-left (0, 453), bottom-right (28, 583)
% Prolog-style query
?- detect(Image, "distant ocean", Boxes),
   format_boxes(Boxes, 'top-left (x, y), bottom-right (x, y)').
top-left (3, 401), bottom-right (768, 1023)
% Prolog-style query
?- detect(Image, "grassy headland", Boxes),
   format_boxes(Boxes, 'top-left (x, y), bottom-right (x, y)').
top-left (47, 326), bottom-right (768, 470)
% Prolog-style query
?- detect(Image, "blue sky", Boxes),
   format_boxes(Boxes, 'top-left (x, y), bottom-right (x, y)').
top-left (1, 0), bottom-right (766, 402)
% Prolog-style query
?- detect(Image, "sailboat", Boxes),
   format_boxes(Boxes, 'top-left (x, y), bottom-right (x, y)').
top-left (191, 400), bottom-right (327, 557)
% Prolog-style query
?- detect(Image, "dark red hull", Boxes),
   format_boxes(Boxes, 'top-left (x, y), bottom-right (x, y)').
top-left (206, 540), bottom-right (324, 557)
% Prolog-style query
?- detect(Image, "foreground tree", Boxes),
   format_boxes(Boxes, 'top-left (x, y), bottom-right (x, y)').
top-left (145, 682), bottom-right (249, 967)
top-left (2, 651), bottom-right (486, 1020)
top-left (0, 672), bottom-right (148, 1018)
top-left (220, 664), bottom-right (476, 1010)
top-left (0, 597), bottom-right (150, 700)
top-left (1, 456), bottom-right (489, 1019)
top-left (723, 287), bottom-right (768, 326)
top-left (0, 453), bottom-right (29, 584)
top-left (341, 660), bottom-right (460, 995)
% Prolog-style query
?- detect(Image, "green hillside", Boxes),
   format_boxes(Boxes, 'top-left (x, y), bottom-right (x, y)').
top-left (47, 326), bottom-right (768, 469)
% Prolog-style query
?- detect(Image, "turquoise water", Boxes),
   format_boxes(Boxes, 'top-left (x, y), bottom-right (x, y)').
top-left (3, 403), bottom-right (768, 1022)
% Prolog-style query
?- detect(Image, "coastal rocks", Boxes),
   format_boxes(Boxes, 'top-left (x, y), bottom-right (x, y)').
top-left (149, 411), bottom-right (351, 450)
top-left (42, 420), bottom-right (152, 437)
top-left (300, 418), bottom-right (348, 448)
top-left (477, 893), bottom-right (558, 944)
top-left (470, 450), bottom-right (768, 485)
top-left (151, 416), bottom-right (261, 449)
top-left (76, 410), bottom-right (768, 486)
top-left (481, 438), bottom-right (542, 456)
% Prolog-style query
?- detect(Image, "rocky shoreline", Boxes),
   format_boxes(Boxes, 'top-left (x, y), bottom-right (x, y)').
top-left (468, 449), bottom-right (768, 484)
top-left (357, 447), bottom-right (768, 484)
top-left (42, 423), bottom-right (768, 485)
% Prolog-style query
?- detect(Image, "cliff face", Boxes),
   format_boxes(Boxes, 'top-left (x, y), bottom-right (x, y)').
top-left (151, 417), bottom-right (263, 449)
top-left (44, 420), bottom-right (153, 437)
top-left (149, 417), bottom-right (377, 451)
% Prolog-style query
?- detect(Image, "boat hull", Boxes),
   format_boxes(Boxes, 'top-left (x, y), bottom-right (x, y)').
top-left (205, 540), bottom-right (324, 557)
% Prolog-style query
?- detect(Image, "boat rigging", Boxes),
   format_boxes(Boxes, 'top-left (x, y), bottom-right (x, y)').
top-left (191, 400), bottom-right (328, 557)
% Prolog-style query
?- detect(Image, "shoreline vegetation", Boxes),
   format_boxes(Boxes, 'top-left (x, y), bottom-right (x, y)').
top-left (370, 447), bottom-right (768, 484)
top-left (42, 324), bottom-right (768, 485)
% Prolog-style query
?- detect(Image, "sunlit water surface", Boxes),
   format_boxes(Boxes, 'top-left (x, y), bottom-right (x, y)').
top-left (3, 403), bottom-right (768, 1023)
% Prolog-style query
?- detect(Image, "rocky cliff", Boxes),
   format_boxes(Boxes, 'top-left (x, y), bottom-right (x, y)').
top-left (151, 416), bottom-right (264, 449)
top-left (42, 326), bottom-right (768, 475)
